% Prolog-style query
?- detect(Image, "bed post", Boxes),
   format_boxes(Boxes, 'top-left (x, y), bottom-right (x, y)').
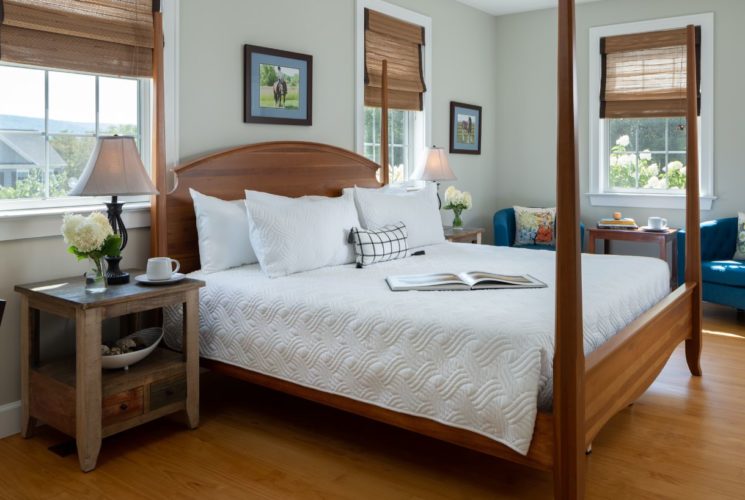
top-left (380, 60), bottom-right (390, 185)
top-left (684, 25), bottom-right (703, 376)
top-left (150, 6), bottom-right (168, 258)
top-left (553, 0), bottom-right (585, 498)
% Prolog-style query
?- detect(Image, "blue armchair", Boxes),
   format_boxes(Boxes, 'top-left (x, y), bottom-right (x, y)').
top-left (677, 217), bottom-right (745, 311)
top-left (493, 207), bottom-right (585, 250)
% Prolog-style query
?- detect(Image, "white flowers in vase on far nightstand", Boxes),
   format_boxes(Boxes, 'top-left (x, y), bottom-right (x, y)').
top-left (443, 186), bottom-right (473, 229)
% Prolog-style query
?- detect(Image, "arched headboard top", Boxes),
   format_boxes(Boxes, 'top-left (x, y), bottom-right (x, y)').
top-left (160, 141), bottom-right (383, 273)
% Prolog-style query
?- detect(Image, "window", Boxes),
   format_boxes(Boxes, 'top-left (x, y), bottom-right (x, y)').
top-left (363, 108), bottom-right (413, 183)
top-left (0, 64), bottom-right (149, 209)
top-left (356, 0), bottom-right (431, 183)
top-left (607, 117), bottom-right (688, 192)
top-left (588, 14), bottom-right (715, 210)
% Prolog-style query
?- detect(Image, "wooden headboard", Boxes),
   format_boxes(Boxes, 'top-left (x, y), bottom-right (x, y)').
top-left (155, 141), bottom-right (383, 273)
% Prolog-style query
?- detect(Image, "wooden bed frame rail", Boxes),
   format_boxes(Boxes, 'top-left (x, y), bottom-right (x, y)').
top-left (151, 3), bottom-right (702, 498)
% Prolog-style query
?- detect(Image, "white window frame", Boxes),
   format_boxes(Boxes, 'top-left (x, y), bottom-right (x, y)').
top-left (588, 13), bottom-right (716, 210)
top-left (0, 0), bottom-right (179, 241)
top-left (355, 0), bottom-right (432, 182)
top-left (0, 65), bottom-right (152, 212)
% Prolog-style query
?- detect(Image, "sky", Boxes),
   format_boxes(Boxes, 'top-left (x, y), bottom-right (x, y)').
top-left (0, 65), bottom-right (138, 127)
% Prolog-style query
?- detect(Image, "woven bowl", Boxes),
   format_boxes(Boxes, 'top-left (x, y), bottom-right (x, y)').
top-left (102, 327), bottom-right (163, 370)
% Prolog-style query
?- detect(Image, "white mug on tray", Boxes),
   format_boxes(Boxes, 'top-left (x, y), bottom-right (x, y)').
top-left (146, 257), bottom-right (180, 281)
top-left (647, 217), bottom-right (668, 230)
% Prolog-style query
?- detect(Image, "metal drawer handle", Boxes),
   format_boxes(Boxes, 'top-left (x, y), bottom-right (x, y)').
top-left (120, 403), bottom-right (128, 411)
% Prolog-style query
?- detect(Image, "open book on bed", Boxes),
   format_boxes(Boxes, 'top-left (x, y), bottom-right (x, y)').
top-left (386, 272), bottom-right (547, 292)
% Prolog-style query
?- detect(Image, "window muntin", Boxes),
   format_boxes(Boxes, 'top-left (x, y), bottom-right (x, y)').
top-left (0, 64), bottom-right (148, 206)
top-left (607, 117), bottom-right (688, 192)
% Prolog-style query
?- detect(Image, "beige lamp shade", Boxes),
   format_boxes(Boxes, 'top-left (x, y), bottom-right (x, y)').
top-left (70, 136), bottom-right (158, 196)
top-left (412, 147), bottom-right (457, 182)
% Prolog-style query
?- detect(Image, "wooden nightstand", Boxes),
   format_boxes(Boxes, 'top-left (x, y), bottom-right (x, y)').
top-left (14, 273), bottom-right (204, 472)
top-left (444, 226), bottom-right (484, 244)
top-left (587, 227), bottom-right (679, 290)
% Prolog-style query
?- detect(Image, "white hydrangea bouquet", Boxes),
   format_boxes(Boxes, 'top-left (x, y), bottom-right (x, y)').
top-left (61, 212), bottom-right (121, 293)
top-left (443, 186), bottom-right (473, 229)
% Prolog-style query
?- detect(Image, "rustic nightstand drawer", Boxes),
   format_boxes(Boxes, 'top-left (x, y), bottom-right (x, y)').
top-left (150, 376), bottom-right (186, 410)
top-left (102, 387), bottom-right (144, 426)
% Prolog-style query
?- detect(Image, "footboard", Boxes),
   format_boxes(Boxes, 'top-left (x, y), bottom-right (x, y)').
top-left (584, 283), bottom-right (696, 446)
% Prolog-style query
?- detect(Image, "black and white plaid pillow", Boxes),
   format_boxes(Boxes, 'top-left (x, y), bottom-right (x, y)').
top-left (349, 222), bottom-right (409, 268)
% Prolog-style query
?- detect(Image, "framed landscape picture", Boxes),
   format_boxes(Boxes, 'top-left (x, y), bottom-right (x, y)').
top-left (244, 44), bottom-right (312, 125)
top-left (449, 101), bottom-right (482, 154)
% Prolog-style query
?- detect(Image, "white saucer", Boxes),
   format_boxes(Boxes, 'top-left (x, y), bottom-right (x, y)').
top-left (640, 226), bottom-right (669, 233)
top-left (135, 273), bottom-right (186, 285)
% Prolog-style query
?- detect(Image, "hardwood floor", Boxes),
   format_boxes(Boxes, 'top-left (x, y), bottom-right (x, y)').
top-left (1, 303), bottom-right (743, 499)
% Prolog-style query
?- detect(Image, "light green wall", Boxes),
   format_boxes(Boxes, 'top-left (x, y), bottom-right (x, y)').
top-left (493, 0), bottom-right (745, 230)
top-left (178, 0), bottom-right (501, 239)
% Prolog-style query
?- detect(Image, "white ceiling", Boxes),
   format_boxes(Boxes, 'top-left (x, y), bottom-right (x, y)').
top-left (456, 0), bottom-right (606, 16)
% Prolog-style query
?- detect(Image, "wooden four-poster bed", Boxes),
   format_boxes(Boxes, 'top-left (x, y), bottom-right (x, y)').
top-left (149, 1), bottom-right (702, 498)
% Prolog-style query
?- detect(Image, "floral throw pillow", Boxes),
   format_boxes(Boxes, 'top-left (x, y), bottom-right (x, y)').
top-left (734, 212), bottom-right (745, 260)
top-left (514, 206), bottom-right (557, 246)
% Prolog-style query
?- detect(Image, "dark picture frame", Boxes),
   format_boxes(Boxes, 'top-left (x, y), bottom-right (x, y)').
top-left (244, 44), bottom-right (313, 126)
top-left (449, 101), bottom-right (482, 155)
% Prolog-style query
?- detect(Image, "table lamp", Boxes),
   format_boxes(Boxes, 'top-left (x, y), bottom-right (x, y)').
top-left (70, 136), bottom-right (158, 284)
top-left (412, 147), bottom-right (457, 208)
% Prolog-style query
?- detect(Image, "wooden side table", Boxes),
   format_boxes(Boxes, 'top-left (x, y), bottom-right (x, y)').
top-left (587, 228), bottom-right (679, 289)
top-left (444, 226), bottom-right (484, 244)
top-left (15, 273), bottom-right (204, 472)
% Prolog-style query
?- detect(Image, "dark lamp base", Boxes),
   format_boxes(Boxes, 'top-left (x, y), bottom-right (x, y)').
top-left (105, 256), bottom-right (130, 285)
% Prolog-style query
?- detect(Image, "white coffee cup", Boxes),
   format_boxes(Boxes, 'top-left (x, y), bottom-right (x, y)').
top-left (648, 217), bottom-right (668, 230)
top-left (146, 257), bottom-right (180, 281)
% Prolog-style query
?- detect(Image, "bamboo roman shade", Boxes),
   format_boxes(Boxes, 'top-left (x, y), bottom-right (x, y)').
top-left (0, 0), bottom-right (155, 78)
top-left (364, 8), bottom-right (426, 111)
top-left (600, 27), bottom-right (700, 118)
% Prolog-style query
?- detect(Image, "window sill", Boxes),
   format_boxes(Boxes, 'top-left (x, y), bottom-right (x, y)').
top-left (0, 202), bottom-right (151, 242)
top-left (587, 192), bottom-right (716, 211)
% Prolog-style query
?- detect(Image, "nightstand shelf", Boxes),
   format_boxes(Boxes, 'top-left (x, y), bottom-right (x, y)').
top-left (15, 272), bottom-right (204, 471)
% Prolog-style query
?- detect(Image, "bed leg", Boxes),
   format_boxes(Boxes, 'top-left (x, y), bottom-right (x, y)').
top-left (685, 338), bottom-right (702, 376)
top-left (585, 444), bottom-right (592, 456)
top-left (685, 298), bottom-right (703, 376)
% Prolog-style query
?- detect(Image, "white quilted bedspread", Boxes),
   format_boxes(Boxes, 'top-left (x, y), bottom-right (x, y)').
top-left (164, 243), bottom-right (669, 455)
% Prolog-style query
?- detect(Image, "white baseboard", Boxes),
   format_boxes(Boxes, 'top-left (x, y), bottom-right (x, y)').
top-left (0, 401), bottom-right (21, 439)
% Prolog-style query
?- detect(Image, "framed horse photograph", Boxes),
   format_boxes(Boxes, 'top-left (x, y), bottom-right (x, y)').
top-left (244, 44), bottom-right (313, 125)
top-left (449, 101), bottom-right (482, 155)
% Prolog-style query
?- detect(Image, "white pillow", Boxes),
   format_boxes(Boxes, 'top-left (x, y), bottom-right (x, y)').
top-left (352, 183), bottom-right (445, 248)
top-left (244, 190), bottom-right (361, 278)
top-left (190, 189), bottom-right (257, 274)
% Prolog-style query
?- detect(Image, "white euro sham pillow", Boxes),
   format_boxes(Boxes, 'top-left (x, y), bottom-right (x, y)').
top-left (244, 190), bottom-right (361, 278)
top-left (190, 188), bottom-right (257, 274)
top-left (352, 183), bottom-right (445, 248)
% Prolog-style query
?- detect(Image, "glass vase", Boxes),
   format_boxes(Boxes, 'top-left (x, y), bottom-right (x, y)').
top-left (85, 257), bottom-right (107, 294)
top-left (452, 207), bottom-right (464, 229)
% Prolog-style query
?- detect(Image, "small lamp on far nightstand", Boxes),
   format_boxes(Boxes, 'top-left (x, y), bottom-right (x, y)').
top-left (412, 147), bottom-right (457, 209)
top-left (69, 136), bottom-right (158, 285)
